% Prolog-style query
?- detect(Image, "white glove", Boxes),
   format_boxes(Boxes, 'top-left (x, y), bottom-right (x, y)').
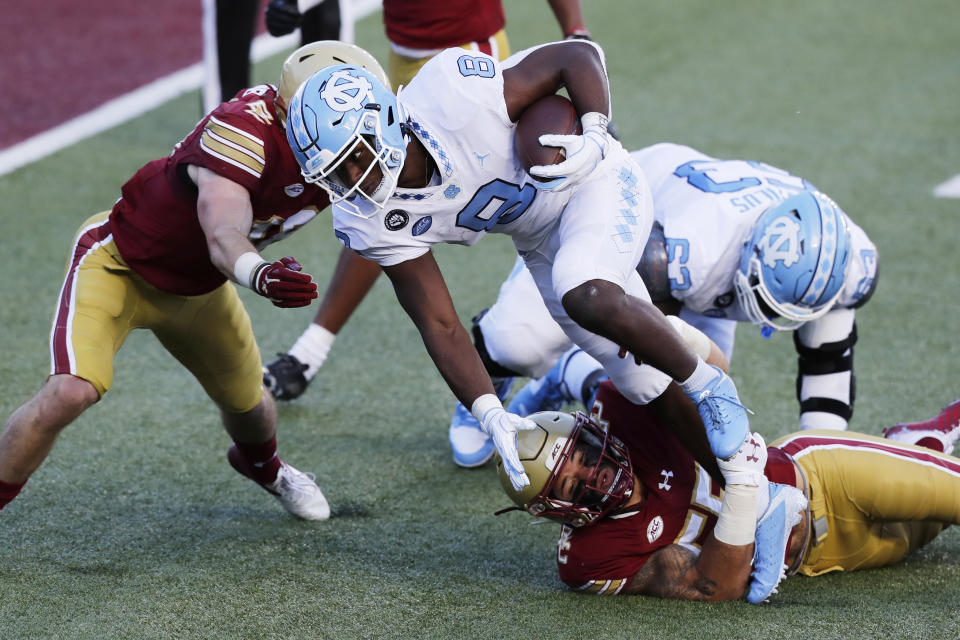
top-left (717, 431), bottom-right (767, 487)
top-left (529, 112), bottom-right (609, 191)
top-left (472, 395), bottom-right (537, 490)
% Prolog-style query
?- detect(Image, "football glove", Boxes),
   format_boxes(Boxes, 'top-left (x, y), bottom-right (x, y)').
top-left (529, 112), bottom-right (609, 191)
top-left (266, 0), bottom-right (303, 36)
top-left (254, 257), bottom-right (318, 308)
top-left (477, 405), bottom-right (537, 490)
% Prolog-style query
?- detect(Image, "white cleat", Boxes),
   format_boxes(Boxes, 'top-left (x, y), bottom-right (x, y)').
top-left (262, 462), bottom-right (331, 521)
top-left (228, 445), bottom-right (330, 520)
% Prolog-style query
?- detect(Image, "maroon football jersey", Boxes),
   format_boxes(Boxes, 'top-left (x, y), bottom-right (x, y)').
top-left (110, 85), bottom-right (330, 296)
top-left (383, 0), bottom-right (505, 51)
top-left (556, 382), bottom-right (724, 594)
top-left (556, 382), bottom-right (806, 594)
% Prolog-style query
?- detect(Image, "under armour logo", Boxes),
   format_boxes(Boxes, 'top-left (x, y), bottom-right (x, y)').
top-left (745, 436), bottom-right (762, 463)
top-left (320, 71), bottom-right (374, 112)
top-left (758, 215), bottom-right (802, 269)
top-left (658, 469), bottom-right (673, 491)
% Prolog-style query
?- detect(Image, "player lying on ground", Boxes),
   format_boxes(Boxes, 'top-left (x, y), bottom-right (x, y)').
top-left (0, 42), bottom-right (387, 521)
top-left (495, 343), bottom-right (960, 601)
top-left (284, 39), bottom-right (754, 490)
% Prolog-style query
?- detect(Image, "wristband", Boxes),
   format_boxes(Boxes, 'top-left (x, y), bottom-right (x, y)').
top-left (713, 483), bottom-right (759, 546)
top-left (580, 111), bottom-right (609, 134)
top-left (234, 252), bottom-right (269, 290)
top-left (565, 28), bottom-right (592, 40)
top-left (471, 393), bottom-right (503, 424)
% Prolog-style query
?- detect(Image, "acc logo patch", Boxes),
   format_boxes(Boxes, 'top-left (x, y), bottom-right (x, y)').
top-left (284, 183), bottom-right (304, 198)
top-left (545, 437), bottom-right (569, 471)
top-left (646, 516), bottom-right (664, 543)
top-left (759, 215), bottom-right (802, 268)
top-left (384, 209), bottom-right (409, 231)
top-left (412, 216), bottom-right (433, 236)
top-left (320, 70), bottom-right (374, 112)
top-left (444, 184), bottom-right (461, 199)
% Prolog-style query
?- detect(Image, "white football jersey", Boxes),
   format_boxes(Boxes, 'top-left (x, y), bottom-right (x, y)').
top-left (630, 143), bottom-right (878, 319)
top-left (331, 47), bottom-right (633, 266)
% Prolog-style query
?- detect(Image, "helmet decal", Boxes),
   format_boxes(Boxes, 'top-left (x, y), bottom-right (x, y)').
top-left (286, 63), bottom-right (408, 218)
top-left (545, 436), bottom-right (569, 471)
top-left (320, 70), bottom-right (374, 112)
top-left (758, 216), bottom-right (801, 269)
top-left (734, 191), bottom-right (852, 331)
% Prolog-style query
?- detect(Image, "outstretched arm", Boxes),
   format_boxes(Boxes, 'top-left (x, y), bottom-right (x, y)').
top-left (625, 536), bottom-right (751, 601)
top-left (383, 252), bottom-right (496, 405)
top-left (194, 165), bottom-right (317, 307)
top-left (383, 252), bottom-right (535, 489)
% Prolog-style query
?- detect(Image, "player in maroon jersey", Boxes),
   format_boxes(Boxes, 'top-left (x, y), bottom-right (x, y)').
top-left (497, 364), bottom-right (960, 601)
top-left (0, 42), bottom-right (387, 522)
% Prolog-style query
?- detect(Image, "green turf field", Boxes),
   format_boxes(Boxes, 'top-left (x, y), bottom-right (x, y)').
top-left (1, 1), bottom-right (959, 638)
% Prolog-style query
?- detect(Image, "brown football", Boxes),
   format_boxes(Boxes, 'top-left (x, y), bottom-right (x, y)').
top-left (514, 94), bottom-right (582, 177)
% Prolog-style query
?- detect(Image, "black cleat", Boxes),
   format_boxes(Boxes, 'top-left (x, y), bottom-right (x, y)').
top-left (263, 353), bottom-right (310, 400)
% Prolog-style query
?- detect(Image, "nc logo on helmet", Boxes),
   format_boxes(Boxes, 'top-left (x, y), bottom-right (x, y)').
top-left (758, 215), bottom-right (801, 269)
top-left (320, 70), bottom-right (374, 112)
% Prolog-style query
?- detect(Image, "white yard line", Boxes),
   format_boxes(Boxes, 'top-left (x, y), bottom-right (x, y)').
top-left (933, 174), bottom-right (960, 199)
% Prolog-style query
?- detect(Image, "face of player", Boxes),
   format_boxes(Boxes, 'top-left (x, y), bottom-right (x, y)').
top-left (551, 440), bottom-right (622, 507)
top-left (331, 135), bottom-right (386, 202)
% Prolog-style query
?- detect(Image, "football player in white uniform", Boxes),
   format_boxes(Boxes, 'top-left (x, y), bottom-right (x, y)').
top-left (284, 40), bottom-right (754, 489)
top-left (449, 142), bottom-right (878, 466)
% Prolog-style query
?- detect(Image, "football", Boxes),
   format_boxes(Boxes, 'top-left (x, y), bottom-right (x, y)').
top-left (514, 94), bottom-right (582, 177)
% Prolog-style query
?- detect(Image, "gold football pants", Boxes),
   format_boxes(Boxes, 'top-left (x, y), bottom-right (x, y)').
top-left (772, 430), bottom-right (960, 576)
top-left (50, 212), bottom-right (263, 413)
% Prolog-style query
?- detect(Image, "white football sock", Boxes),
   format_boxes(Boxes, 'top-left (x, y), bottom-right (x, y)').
top-left (288, 324), bottom-right (336, 380)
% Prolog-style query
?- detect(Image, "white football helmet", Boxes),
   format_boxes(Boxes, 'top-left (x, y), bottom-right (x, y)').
top-left (275, 40), bottom-right (389, 125)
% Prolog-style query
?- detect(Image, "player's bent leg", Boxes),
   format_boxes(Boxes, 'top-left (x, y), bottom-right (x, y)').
top-left (777, 430), bottom-right (960, 575)
top-left (0, 374), bottom-right (99, 485)
top-left (223, 395), bottom-right (330, 521)
top-left (507, 347), bottom-right (604, 416)
top-left (478, 257), bottom-right (572, 379)
top-left (561, 279), bottom-right (749, 459)
top-left (155, 281), bottom-right (329, 520)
